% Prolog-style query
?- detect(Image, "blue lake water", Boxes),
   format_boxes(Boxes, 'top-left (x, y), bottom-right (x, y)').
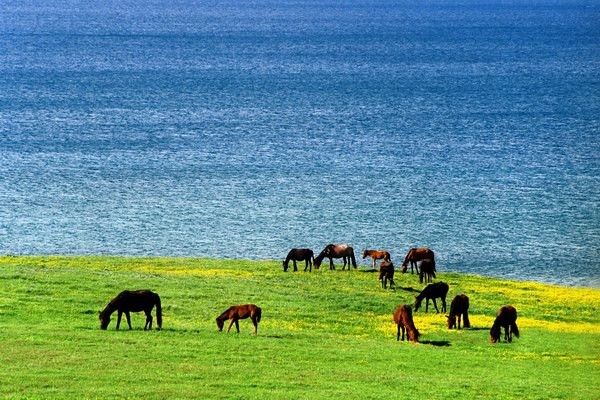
top-left (1, 0), bottom-right (599, 287)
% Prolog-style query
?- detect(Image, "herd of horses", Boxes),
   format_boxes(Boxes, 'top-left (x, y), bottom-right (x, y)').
top-left (99, 245), bottom-right (520, 344)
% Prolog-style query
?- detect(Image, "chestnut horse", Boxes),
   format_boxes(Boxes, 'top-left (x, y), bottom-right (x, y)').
top-left (99, 290), bottom-right (162, 330)
top-left (401, 247), bottom-right (435, 274)
top-left (414, 282), bottom-right (448, 313)
top-left (490, 305), bottom-right (519, 343)
top-left (418, 258), bottom-right (436, 284)
top-left (314, 244), bottom-right (357, 270)
top-left (447, 294), bottom-right (470, 329)
top-left (216, 304), bottom-right (262, 335)
top-left (283, 248), bottom-right (314, 272)
top-left (362, 249), bottom-right (391, 269)
top-left (379, 260), bottom-right (395, 289)
top-left (393, 304), bottom-right (420, 342)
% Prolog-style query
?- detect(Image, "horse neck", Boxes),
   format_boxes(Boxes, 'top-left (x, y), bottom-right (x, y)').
top-left (216, 310), bottom-right (230, 322)
top-left (315, 251), bottom-right (327, 263)
top-left (402, 249), bottom-right (414, 265)
top-left (100, 301), bottom-right (117, 319)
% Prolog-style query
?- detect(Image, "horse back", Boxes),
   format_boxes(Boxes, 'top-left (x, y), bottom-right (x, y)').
top-left (450, 294), bottom-right (469, 316)
top-left (114, 290), bottom-right (157, 312)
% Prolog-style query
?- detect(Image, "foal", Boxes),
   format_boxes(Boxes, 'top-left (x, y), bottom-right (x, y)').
top-left (393, 304), bottom-right (420, 342)
top-left (447, 294), bottom-right (470, 329)
top-left (362, 249), bottom-right (391, 269)
top-left (216, 304), bottom-right (262, 335)
top-left (490, 305), bottom-right (519, 343)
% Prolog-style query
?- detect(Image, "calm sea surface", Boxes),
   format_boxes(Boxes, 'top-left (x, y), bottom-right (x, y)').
top-left (1, 0), bottom-right (599, 287)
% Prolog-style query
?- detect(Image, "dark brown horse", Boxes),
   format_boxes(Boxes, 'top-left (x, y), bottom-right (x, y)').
top-left (401, 247), bottom-right (435, 274)
top-left (418, 258), bottom-right (436, 284)
top-left (393, 304), bottom-right (420, 342)
top-left (216, 304), bottom-right (262, 335)
top-left (362, 249), bottom-right (391, 269)
top-left (314, 244), bottom-right (357, 270)
top-left (379, 260), bottom-right (395, 289)
top-left (490, 305), bottom-right (519, 343)
top-left (283, 248), bottom-right (314, 272)
top-left (447, 294), bottom-right (470, 329)
top-left (99, 290), bottom-right (162, 330)
top-left (414, 282), bottom-right (448, 313)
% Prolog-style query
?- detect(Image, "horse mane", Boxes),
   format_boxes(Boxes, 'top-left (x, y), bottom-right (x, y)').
top-left (402, 248), bottom-right (415, 266)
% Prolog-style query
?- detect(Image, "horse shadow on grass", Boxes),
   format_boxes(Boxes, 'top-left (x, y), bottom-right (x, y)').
top-left (420, 340), bottom-right (451, 347)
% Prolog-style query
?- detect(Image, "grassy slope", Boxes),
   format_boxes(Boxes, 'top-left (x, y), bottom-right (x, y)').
top-left (0, 256), bottom-right (598, 399)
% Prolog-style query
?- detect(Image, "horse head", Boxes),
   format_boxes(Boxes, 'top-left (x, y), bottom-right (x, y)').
top-left (413, 297), bottom-right (422, 312)
top-left (99, 311), bottom-right (110, 330)
top-left (400, 263), bottom-right (408, 273)
top-left (216, 318), bottom-right (225, 331)
top-left (361, 249), bottom-right (367, 259)
top-left (446, 315), bottom-right (456, 329)
top-left (282, 260), bottom-right (289, 272)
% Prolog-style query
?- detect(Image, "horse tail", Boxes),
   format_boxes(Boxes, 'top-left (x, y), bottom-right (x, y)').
top-left (350, 250), bottom-right (357, 269)
top-left (511, 321), bottom-right (519, 338)
top-left (254, 306), bottom-right (262, 323)
top-left (155, 293), bottom-right (162, 329)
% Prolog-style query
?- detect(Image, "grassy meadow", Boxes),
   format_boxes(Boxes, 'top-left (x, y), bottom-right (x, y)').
top-left (0, 256), bottom-right (598, 399)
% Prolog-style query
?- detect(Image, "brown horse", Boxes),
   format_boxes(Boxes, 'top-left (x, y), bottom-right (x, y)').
top-left (401, 247), bottom-right (435, 274)
top-left (362, 249), bottom-right (391, 269)
top-left (393, 304), bottom-right (420, 342)
top-left (99, 290), bottom-right (162, 330)
top-left (216, 304), bottom-right (262, 335)
top-left (379, 260), bottom-right (395, 289)
top-left (447, 294), bottom-right (470, 329)
top-left (314, 244), bottom-right (357, 270)
top-left (418, 258), bottom-right (436, 284)
top-left (414, 282), bottom-right (448, 313)
top-left (283, 248), bottom-right (314, 272)
top-left (490, 306), bottom-right (519, 343)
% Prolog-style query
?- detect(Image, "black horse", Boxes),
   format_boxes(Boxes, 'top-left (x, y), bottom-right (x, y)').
top-left (414, 282), bottom-right (449, 313)
top-left (99, 290), bottom-right (162, 330)
top-left (283, 248), bottom-right (314, 272)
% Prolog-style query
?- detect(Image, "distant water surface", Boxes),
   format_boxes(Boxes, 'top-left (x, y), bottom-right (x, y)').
top-left (1, 0), bottom-right (599, 287)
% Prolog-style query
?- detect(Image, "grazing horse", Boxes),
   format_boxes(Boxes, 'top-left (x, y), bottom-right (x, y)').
top-left (393, 304), bottom-right (420, 342)
top-left (379, 260), bottom-right (395, 289)
top-left (490, 306), bottom-right (519, 343)
top-left (314, 244), bottom-right (357, 270)
top-left (414, 282), bottom-right (449, 313)
top-left (283, 248), bottom-right (314, 272)
top-left (99, 290), bottom-right (162, 331)
top-left (401, 247), bottom-right (435, 274)
top-left (447, 294), bottom-right (470, 329)
top-left (216, 304), bottom-right (262, 335)
top-left (418, 258), bottom-right (437, 284)
top-left (362, 249), bottom-right (391, 269)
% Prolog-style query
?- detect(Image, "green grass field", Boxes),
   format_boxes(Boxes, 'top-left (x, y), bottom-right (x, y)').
top-left (0, 256), bottom-right (598, 399)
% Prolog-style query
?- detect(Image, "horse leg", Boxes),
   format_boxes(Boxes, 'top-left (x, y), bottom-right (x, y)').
top-left (442, 298), bottom-right (447, 313)
top-left (425, 299), bottom-right (429, 313)
top-left (397, 323), bottom-right (401, 341)
top-left (432, 299), bottom-right (440, 313)
top-left (252, 317), bottom-right (258, 335)
top-left (144, 310), bottom-right (153, 330)
top-left (401, 325), bottom-right (406, 341)
top-left (293, 260), bottom-right (297, 272)
top-left (458, 314), bottom-right (462, 329)
top-left (330, 257), bottom-right (335, 270)
top-left (116, 311), bottom-right (122, 330)
top-left (234, 319), bottom-right (240, 333)
top-left (507, 325), bottom-right (512, 343)
top-left (227, 319), bottom-right (235, 333)
top-left (125, 312), bottom-right (132, 330)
